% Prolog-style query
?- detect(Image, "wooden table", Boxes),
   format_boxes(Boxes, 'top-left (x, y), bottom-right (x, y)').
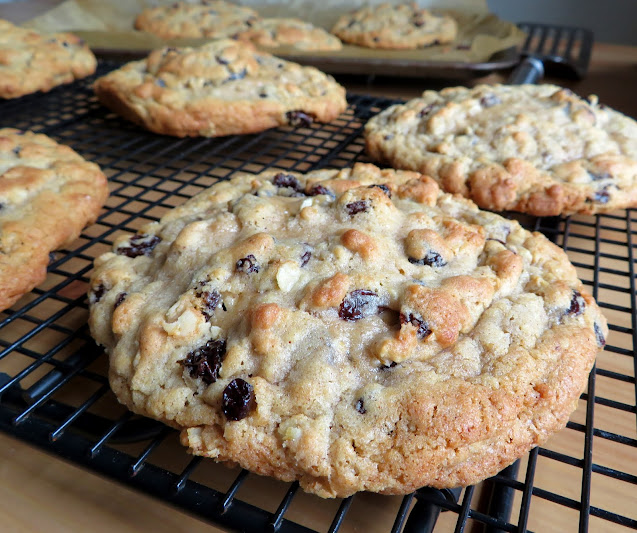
top-left (1, 3), bottom-right (636, 532)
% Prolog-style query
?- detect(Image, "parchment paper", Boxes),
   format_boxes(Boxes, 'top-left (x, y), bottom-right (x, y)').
top-left (22, 0), bottom-right (525, 66)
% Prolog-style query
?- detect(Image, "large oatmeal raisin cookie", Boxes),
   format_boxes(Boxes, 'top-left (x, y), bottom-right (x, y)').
top-left (89, 163), bottom-right (605, 497)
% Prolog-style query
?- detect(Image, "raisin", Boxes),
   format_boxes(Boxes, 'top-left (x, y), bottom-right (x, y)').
top-left (114, 292), bottom-right (127, 309)
top-left (12, 146), bottom-right (21, 156)
top-left (592, 186), bottom-right (611, 204)
top-left (300, 246), bottom-right (312, 267)
top-left (408, 250), bottom-right (446, 267)
top-left (116, 234), bottom-right (160, 258)
top-left (273, 173), bottom-right (303, 193)
top-left (418, 104), bottom-right (434, 118)
top-left (259, 92), bottom-right (267, 98)
top-left (383, 134), bottom-right (394, 140)
top-left (308, 184), bottom-right (334, 197)
top-left (345, 200), bottom-right (369, 216)
top-left (594, 190), bottom-right (610, 203)
top-left (369, 184), bottom-right (391, 198)
top-left (225, 68), bottom-right (247, 83)
top-left (179, 339), bottom-right (226, 384)
top-left (567, 290), bottom-right (586, 316)
top-left (236, 254), bottom-right (259, 274)
top-left (594, 322), bottom-right (606, 347)
top-left (91, 284), bottom-right (106, 303)
top-left (480, 94), bottom-right (501, 108)
top-left (400, 313), bottom-right (432, 340)
top-left (339, 289), bottom-right (378, 321)
top-left (286, 110), bottom-right (314, 127)
top-left (195, 286), bottom-right (221, 321)
top-left (155, 79), bottom-right (166, 87)
top-left (355, 399), bottom-right (366, 414)
top-left (413, 19), bottom-right (424, 27)
top-left (222, 378), bottom-right (256, 421)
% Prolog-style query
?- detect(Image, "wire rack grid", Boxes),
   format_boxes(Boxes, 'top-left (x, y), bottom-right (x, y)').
top-left (0, 63), bottom-right (635, 533)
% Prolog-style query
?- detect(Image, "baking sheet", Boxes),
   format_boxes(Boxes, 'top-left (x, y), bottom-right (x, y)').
top-left (22, 0), bottom-right (526, 76)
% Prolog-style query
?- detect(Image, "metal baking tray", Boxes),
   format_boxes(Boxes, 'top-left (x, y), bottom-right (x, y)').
top-left (73, 10), bottom-right (525, 80)
top-left (267, 45), bottom-right (520, 79)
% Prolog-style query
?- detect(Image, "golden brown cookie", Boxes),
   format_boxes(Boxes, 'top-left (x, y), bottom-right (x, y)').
top-left (93, 40), bottom-right (347, 137)
top-left (136, 1), bottom-right (342, 52)
top-left (365, 84), bottom-right (637, 216)
top-left (88, 163), bottom-right (605, 498)
top-left (331, 3), bottom-right (457, 49)
top-left (0, 19), bottom-right (96, 99)
top-left (233, 18), bottom-right (343, 51)
top-left (0, 129), bottom-right (108, 311)
top-left (134, 0), bottom-right (259, 39)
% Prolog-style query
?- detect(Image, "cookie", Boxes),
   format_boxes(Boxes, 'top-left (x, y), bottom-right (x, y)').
top-left (88, 162), bottom-right (605, 498)
top-left (366, 84), bottom-right (637, 217)
top-left (134, 0), bottom-right (259, 39)
top-left (93, 40), bottom-right (347, 137)
top-left (0, 19), bottom-right (96, 99)
top-left (331, 3), bottom-right (457, 49)
top-left (0, 129), bottom-right (108, 311)
top-left (233, 18), bottom-right (343, 51)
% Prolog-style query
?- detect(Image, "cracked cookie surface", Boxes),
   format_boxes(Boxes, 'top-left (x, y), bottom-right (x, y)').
top-left (365, 84), bottom-right (637, 216)
top-left (93, 40), bottom-right (346, 137)
top-left (0, 129), bottom-right (108, 311)
top-left (233, 18), bottom-right (343, 51)
top-left (136, 1), bottom-right (342, 52)
top-left (134, 0), bottom-right (259, 39)
top-left (331, 2), bottom-right (457, 49)
top-left (0, 18), bottom-right (96, 99)
top-left (89, 163), bottom-right (605, 497)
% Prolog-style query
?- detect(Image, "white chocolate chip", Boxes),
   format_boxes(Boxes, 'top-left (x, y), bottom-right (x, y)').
top-left (278, 422), bottom-right (302, 445)
top-left (163, 308), bottom-right (200, 337)
top-left (165, 299), bottom-right (185, 322)
top-left (300, 197), bottom-right (313, 210)
top-left (276, 261), bottom-right (300, 292)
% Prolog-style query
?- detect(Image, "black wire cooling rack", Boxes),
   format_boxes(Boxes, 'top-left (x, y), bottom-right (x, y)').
top-left (0, 63), bottom-right (635, 533)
